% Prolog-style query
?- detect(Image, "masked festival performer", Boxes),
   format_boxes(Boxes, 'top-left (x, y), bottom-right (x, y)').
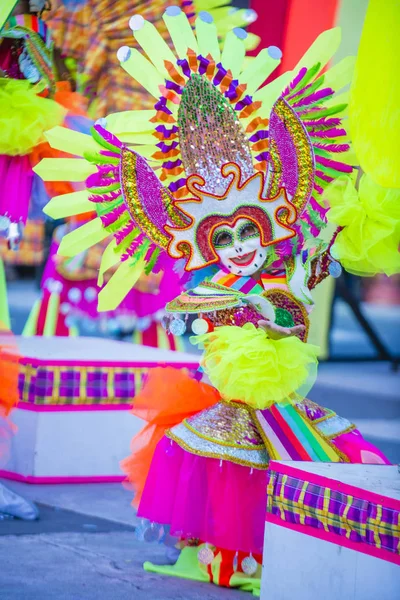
top-left (23, 0), bottom-right (258, 345)
top-left (34, 7), bottom-right (397, 592)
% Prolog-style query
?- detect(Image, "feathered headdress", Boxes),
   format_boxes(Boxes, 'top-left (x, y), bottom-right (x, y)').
top-left (36, 7), bottom-right (356, 309)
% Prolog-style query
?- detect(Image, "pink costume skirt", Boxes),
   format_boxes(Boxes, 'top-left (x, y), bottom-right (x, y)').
top-left (127, 369), bottom-right (390, 556)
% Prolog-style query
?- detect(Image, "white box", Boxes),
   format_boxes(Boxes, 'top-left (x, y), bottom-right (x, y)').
top-left (262, 462), bottom-right (400, 600)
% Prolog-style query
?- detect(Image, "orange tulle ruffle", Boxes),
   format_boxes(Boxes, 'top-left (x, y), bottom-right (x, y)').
top-left (0, 324), bottom-right (20, 417)
top-left (121, 367), bottom-right (220, 507)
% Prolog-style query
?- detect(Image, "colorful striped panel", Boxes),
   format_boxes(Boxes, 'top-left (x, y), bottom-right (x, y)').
top-left (256, 404), bottom-right (342, 462)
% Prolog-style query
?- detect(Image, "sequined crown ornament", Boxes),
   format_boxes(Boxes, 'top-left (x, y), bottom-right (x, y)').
top-left (166, 162), bottom-right (296, 270)
top-left (36, 6), bottom-right (356, 310)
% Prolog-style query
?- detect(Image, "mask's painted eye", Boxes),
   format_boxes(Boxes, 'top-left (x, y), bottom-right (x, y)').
top-left (239, 222), bottom-right (259, 240)
top-left (213, 229), bottom-right (233, 248)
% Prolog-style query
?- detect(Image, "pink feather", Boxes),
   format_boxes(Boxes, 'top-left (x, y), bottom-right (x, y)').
top-left (315, 155), bottom-right (353, 173)
top-left (100, 204), bottom-right (126, 228)
top-left (314, 142), bottom-right (350, 153)
top-left (303, 117), bottom-right (342, 129)
top-left (89, 189), bottom-right (121, 204)
top-left (308, 127), bottom-right (346, 138)
top-left (115, 221), bottom-right (136, 245)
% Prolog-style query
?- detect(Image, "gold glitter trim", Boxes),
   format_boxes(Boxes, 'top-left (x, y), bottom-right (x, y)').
top-left (182, 405), bottom-right (265, 450)
top-left (271, 99), bottom-right (314, 216)
top-left (121, 148), bottom-right (169, 248)
top-left (162, 189), bottom-right (187, 228)
top-left (263, 288), bottom-right (310, 341)
top-left (267, 136), bottom-right (281, 198)
top-left (166, 293), bottom-right (240, 314)
top-left (166, 430), bottom-right (269, 469)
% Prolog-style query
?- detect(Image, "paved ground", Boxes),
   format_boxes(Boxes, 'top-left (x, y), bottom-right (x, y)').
top-left (0, 529), bottom-right (249, 600)
top-left (1, 278), bottom-right (399, 599)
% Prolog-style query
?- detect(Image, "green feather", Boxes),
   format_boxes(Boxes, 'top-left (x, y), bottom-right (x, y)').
top-left (91, 127), bottom-right (122, 154)
top-left (83, 151), bottom-right (119, 166)
top-left (300, 103), bottom-right (348, 120)
top-left (288, 62), bottom-right (321, 97)
top-left (144, 247), bottom-right (161, 275)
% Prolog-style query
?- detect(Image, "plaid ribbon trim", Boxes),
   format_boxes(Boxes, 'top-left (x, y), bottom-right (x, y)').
top-left (18, 363), bottom-right (197, 405)
top-left (267, 471), bottom-right (400, 556)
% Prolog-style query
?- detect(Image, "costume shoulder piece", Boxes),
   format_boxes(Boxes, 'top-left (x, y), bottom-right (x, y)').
top-left (37, 5), bottom-right (387, 315)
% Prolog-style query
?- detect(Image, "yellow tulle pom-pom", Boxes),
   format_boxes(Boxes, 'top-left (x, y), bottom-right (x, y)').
top-left (326, 174), bottom-right (400, 277)
top-left (0, 79), bottom-right (66, 156)
top-left (192, 323), bottom-right (319, 410)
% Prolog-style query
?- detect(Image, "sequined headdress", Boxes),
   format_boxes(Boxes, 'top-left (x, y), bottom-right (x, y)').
top-left (37, 6), bottom-right (356, 308)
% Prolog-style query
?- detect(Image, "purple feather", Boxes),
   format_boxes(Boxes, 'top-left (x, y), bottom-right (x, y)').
top-left (313, 182), bottom-right (324, 195)
top-left (293, 87), bottom-right (334, 107)
top-left (283, 67), bottom-right (307, 96)
top-left (302, 210), bottom-right (320, 238)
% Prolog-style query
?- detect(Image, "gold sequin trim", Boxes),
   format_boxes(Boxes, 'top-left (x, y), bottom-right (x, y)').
top-left (121, 148), bottom-right (169, 248)
top-left (271, 99), bottom-right (314, 216)
top-left (182, 401), bottom-right (265, 450)
top-left (166, 429), bottom-right (269, 469)
top-left (263, 288), bottom-right (310, 341)
top-left (166, 294), bottom-right (240, 314)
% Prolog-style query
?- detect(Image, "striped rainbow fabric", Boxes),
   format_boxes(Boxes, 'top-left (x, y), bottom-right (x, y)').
top-left (257, 403), bottom-right (343, 463)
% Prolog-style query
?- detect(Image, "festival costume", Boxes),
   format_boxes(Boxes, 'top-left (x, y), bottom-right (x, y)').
top-left (0, 4), bottom-right (65, 239)
top-left (25, 0), bottom-right (258, 349)
top-left (35, 7), bottom-right (397, 592)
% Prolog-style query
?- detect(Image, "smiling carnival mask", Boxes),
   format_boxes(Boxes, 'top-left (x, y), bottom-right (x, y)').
top-left (213, 219), bottom-right (269, 276)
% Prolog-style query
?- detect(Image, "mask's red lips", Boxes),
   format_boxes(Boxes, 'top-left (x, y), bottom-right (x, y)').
top-left (229, 250), bottom-right (256, 267)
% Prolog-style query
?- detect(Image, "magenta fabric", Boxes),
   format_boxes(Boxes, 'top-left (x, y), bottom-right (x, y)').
top-left (137, 437), bottom-right (268, 554)
top-left (332, 429), bottom-right (390, 465)
top-left (0, 154), bottom-right (33, 224)
top-left (138, 429), bottom-right (390, 554)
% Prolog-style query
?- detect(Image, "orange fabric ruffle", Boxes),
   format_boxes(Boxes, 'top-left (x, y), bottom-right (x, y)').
top-left (121, 367), bottom-right (220, 507)
top-left (0, 324), bottom-right (20, 417)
